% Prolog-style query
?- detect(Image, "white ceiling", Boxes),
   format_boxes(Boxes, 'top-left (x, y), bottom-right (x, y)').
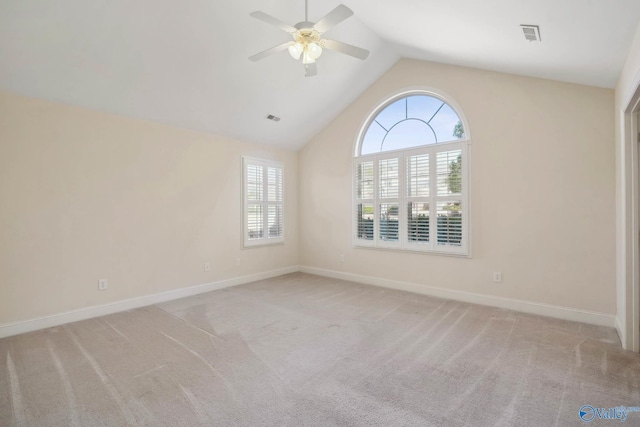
top-left (1, 0), bottom-right (639, 150)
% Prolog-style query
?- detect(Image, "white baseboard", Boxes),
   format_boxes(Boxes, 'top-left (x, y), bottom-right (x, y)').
top-left (0, 266), bottom-right (299, 339)
top-left (615, 315), bottom-right (626, 349)
top-left (1, 265), bottom-right (617, 339)
top-left (299, 266), bottom-right (616, 328)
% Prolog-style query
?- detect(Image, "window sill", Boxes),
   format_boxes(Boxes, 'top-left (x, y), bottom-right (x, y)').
top-left (243, 240), bottom-right (285, 249)
top-left (352, 243), bottom-right (471, 258)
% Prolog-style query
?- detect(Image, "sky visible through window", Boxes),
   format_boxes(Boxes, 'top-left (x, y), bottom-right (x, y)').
top-left (361, 95), bottom-right (464, 155)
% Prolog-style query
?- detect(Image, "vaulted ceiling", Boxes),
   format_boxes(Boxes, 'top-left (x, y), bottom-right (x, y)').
top-left (1, 0), bottom-right (639, 150)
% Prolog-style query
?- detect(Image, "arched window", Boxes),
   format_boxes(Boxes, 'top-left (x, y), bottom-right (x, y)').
top-left (353, 91), bottom-right (470, 255)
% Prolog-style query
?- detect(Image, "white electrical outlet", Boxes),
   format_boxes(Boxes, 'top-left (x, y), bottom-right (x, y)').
top-left (339, 254), bottom-right (345, 263)
top-left (235, 258), bottom-right (241, 267)
top-left (204, 262), bottom-right (211, 272)
top-left (493, 272), bottom-right (503, 283)
top-left (98, 279), bottom-right (108, 291)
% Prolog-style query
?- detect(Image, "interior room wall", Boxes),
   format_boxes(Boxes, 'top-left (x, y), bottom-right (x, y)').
top-left (0, 91), bottom-right (298, 328)
top-left (298, 58), bottom-right (616, 317)
top-left (614, 21), bottom-right (640, 350)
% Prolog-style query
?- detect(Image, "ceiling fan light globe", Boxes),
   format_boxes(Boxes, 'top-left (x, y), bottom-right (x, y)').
top-left (288, 42), bottom-right (303, 60)
top-left (302, 49), bottom-right (315, 64)
top-left (307, 42), bottom-right (323, 60)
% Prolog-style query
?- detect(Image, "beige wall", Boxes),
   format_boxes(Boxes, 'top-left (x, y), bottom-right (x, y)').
top-left (0, 91), bottom-right (298, 325)
top-left (299, 59), bottom-right (616, 314)
top-left (0, 57), bottom-right (620, 328)
top-left (614, 21), bottom-right (640, 349)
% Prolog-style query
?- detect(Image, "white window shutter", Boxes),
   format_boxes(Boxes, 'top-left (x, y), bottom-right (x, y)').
top-left (243, 157), bottom-right (284, 247)
top-left (353, 143), bottom-right (468, 255)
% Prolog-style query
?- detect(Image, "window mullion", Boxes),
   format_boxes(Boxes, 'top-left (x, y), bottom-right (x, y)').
top-left (400, 152), bottom-right (407, 249)
top-left (461, 144), bottom-right (468, 251)
top-left (429, 148), bottom-right (437, 252)
top-left (373, 155), bottom-right (379, 245)
top-left (263, 166), bottom-right (269, 241)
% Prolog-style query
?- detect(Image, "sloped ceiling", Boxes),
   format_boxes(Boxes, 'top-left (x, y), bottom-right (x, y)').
top-left (1, 0), bottom-right (639, 150)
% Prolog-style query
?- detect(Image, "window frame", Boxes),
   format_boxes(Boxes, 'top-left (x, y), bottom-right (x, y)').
top-left (242, 156), bottom-right (284, 248)
top-left (353, 90), bottom-right (471, 257)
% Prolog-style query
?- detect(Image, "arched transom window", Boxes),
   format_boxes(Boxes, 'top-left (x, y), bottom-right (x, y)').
top-left (354, 92), bottom-right (470, 255)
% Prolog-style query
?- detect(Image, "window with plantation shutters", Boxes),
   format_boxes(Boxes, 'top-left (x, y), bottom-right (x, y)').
top-left (353, 92), bottom-right (469, 255)
top-left (243, 157), bottom-right (284, 247)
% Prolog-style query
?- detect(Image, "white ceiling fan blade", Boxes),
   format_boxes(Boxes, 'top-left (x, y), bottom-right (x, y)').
top-left (322, 39), bottom-right (369, 60)
top-left (249, 42), bottom-right (291, 62)
top-left (305, 63), bottom-right (318, 77)
top-left (250, 11), bottom-right (297, 34)
top-left (313, 4), bottom-right (353, 34)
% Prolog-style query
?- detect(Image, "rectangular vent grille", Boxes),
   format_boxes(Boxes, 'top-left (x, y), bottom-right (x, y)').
top-left (520, 25), bottom-right (541, 42)
top-left (266, 114), bottom-right (281, 122)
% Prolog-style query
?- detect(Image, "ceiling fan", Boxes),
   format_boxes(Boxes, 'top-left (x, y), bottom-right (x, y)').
top-left (248, 1), bottom-right (370, 77)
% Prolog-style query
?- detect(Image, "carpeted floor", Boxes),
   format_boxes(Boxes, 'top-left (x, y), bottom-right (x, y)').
top-left (1, 272), bottom-right (639, 426)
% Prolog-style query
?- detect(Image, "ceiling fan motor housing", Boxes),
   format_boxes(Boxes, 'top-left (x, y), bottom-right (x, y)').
top-left (293, 27), bottom-right (322, 45)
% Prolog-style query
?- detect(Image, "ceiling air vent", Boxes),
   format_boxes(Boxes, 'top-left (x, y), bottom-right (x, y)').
top-left (266, 114), bottom-right (281, 122)
top-left (520, 25), bottom-right (541, 42)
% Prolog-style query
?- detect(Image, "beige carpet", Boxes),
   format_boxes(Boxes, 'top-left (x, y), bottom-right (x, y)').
top-left (1, 272), bottom-right (639, 426)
